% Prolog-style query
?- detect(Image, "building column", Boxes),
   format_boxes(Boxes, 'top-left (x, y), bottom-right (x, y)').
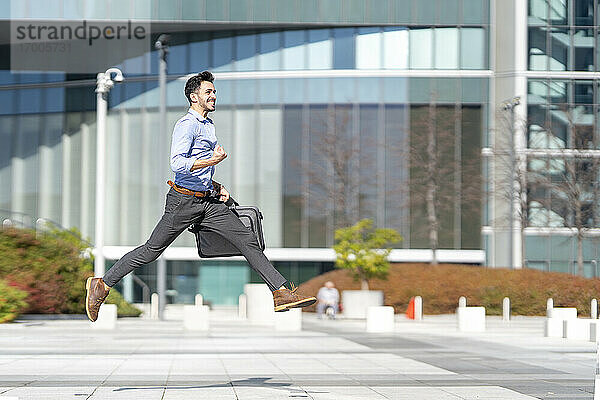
top-left (491, 0), bottom-right (528, 268)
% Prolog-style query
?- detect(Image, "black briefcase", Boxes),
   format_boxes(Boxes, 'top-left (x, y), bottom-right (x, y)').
top-left (189, 200), bottom-right (266, 258)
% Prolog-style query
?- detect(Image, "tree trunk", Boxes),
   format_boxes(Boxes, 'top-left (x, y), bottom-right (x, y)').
top-left (427, 184), bottom-right (438, 266)
top-left (361, 279), bottom-right (369, 290)
top-left (574, 201), bottom-right (584, 276)
top-left (577, 230), bottom-right (584, 277)
top-left (426, 106), bottom-right (438, 266)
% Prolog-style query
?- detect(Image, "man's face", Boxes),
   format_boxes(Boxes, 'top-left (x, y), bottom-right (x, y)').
top-left (192, 81), bottom-right (216, 112)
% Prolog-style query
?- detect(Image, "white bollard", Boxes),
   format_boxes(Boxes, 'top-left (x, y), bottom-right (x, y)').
top-left (244, 284), bottom-right (274, 325)
top-left (195, 294), bottom-right (203, 306)
top-left (183, 305), bottom-right (209, 331)
top-left (547, 298), bottom-right (554, 316)
top-left (458, 296), bottom-right (467, 308)
top-left (150, 293), bottom-right (159, 320)
top-left (275, 308), bottom-right (302, 331)
top-left (592, 299), bottom-right (598, 320)
top-left (414, 296), bottom-right (423, 321)
top-left (91, 304), bottom-right (117, 329)
top-left (457, 306), bottom-right (485, 332)
top-left (238, 293), bottom-right (247, 319)
top-left (595, 337), bottom-right (600, 399)
top-left (502, 297), bottom-right (510, 321)
top-left (366, 306), bottom-right (395, 333)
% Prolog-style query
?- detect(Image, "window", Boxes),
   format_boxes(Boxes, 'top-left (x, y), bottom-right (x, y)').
top-left (461, 28), bottom-right (486, 69)
top-left (356, 28), bottom-right (381, 69)
top-left (435, 28), bottom-right (459, 69)
top-left (409, 28), bottom-right (433, 69)
top-left (307, 29), bottom-right (332, 70)
top-left (383, 28), bottom-right (408, 69)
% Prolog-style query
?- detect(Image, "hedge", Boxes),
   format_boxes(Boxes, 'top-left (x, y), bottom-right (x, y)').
top-left (298, 263), bottom-right (600, 316)
top-left (0, 279), bottom-right (28, 323)
top-left (105, 290), bottom-right (142, 317)
top-left (0, 227), bottom-right (139, 317)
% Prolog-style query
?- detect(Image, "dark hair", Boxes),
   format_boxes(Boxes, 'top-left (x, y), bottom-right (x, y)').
top-left (184, 71), bottom-right (215, 104)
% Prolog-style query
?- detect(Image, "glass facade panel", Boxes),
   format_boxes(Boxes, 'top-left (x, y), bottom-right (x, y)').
top-left (333, 28), bottom-right (356, 69)
top-left (383, 28), bottom-right (409, 69)
top-left (529, 3), bottom-right (600, 71)
top-left (212, 35), bottom-right (234, 71)
top-left (435, 28), bottom-right (459, 69)
top-left (235, 34), bottom-right (257, 72)
top-left (283, 30), bottom-right (306, 70)
top-left (356, 28), bottom-right (382, 69)
top-left (307, 29), bottom-right (332, 69)
top-left (463, 0), bottom-right (487, 24)
top-left (258, 31), bottom-right (281, 71)
top-left (573, 28), bottom-right (594, 71)
top-left (282, 105), bottom-right (303, 247)
top-left (410, 29), bottom-right (433, 69)
top-left (461, 28), bottom-right (486, 69)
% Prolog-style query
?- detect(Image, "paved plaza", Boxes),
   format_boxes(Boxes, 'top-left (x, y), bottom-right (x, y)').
top-left (0, 310), bottom-right (596, 399)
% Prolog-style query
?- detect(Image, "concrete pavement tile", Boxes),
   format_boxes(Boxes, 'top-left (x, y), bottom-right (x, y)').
top-left (352, 353), bottom-right (456, 375)
top-left (162, 385), bottom-right (237, 399)
top-left (371, 386), bottom-right (463, 399)
top-left (89, 385), bottom-right (166, 399)
top-left (441, 386), bottom-right (540, 399)
top-left (3, 385), bottom-right (96, 400)
top-left (234, 385), bottom-right (310, 400)
top-left (228, 375), bottom-right (294, 387)
top-left (301, 386), bottom-right (388, 399)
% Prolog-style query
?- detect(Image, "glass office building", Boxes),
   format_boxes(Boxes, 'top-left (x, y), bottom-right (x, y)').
top-left (2, 0), bottom-right (595, 304)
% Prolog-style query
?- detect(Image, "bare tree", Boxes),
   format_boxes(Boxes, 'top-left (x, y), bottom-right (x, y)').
top-left (530, 106), bottom-right (599, 276)
top-left (407, 103), bottom-right (482, 265)
top-left (298, 105), bottom-right (372, 241)
top-left (490, 103), bottom-right (532, 269)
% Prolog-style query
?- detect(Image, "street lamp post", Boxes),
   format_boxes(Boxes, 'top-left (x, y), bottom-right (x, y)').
top-left (94, 68), bottom-right (123, 277)
top-left (155, 34), bottom-right (169, 319)
top-left (501, 96), bottom-right (521, 270)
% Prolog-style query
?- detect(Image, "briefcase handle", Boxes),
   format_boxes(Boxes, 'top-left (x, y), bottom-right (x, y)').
top-left (224, 196), bottom-right (239, 209)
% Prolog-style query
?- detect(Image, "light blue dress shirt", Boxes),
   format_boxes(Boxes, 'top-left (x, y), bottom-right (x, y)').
top-left (170, 108), bottom-right (217, 191)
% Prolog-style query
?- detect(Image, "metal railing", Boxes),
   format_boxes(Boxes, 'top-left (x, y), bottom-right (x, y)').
top-left (0, 209), bottom-right (93, 248)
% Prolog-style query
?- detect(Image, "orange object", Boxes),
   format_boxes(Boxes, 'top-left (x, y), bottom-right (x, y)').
top-left (406, 297), bottom-right (415, 319)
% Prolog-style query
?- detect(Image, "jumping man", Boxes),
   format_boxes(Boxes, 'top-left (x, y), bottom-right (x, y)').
top-left (85, 71), bottom-right (316, 321)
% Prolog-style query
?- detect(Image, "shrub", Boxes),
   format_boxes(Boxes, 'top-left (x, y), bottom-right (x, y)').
top-left (299, 263), bottom-right (600, 315)
top-left (106, 290), bottom-right (142, 317)
top-left (333, 219), bottom-right (402, 290)
top-left (0, 227), bottom-right (139, 316)
top-left (0, 279), bottom-right (28, 323)
top-left (0, 227), bottom-right (92, 313)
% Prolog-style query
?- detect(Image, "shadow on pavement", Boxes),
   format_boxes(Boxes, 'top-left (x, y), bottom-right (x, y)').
top-left (113, 376), bottom-right (328, 394)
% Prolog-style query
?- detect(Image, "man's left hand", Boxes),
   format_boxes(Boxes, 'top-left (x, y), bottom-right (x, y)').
top-left (219, 186), bottom-right (230, 203)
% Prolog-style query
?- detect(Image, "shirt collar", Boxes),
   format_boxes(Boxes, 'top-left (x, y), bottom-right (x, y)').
top-left (188, 108), bottom-right (207, 122)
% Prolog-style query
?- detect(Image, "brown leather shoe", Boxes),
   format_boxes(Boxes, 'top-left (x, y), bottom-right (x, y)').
top-left (85, 277), bottom-right (111, 322)
top-left (273, 284), bottom-right (316, 312)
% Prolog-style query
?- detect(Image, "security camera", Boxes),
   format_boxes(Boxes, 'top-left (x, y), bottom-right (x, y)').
top-left (155, 34), bottom-right (170, 50)
top-left (105, 67), bottom-right (124, 83)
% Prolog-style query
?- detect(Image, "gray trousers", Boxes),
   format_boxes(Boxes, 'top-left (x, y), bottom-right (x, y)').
top-left (103, 187), bottom-right (287, 291)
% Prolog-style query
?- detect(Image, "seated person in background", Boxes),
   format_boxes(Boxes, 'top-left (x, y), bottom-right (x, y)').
top-left (316, 281), bottom-right (340, 318)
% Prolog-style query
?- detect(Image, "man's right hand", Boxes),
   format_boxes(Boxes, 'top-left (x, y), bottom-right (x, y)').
top-left (190, 145), bottom-right (228, 172)
top-left (211, 145), bottom-right (227, 165)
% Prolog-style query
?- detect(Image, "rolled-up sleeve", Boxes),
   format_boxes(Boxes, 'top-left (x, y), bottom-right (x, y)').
top-left (170, 119), bottom-right (197, 174)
